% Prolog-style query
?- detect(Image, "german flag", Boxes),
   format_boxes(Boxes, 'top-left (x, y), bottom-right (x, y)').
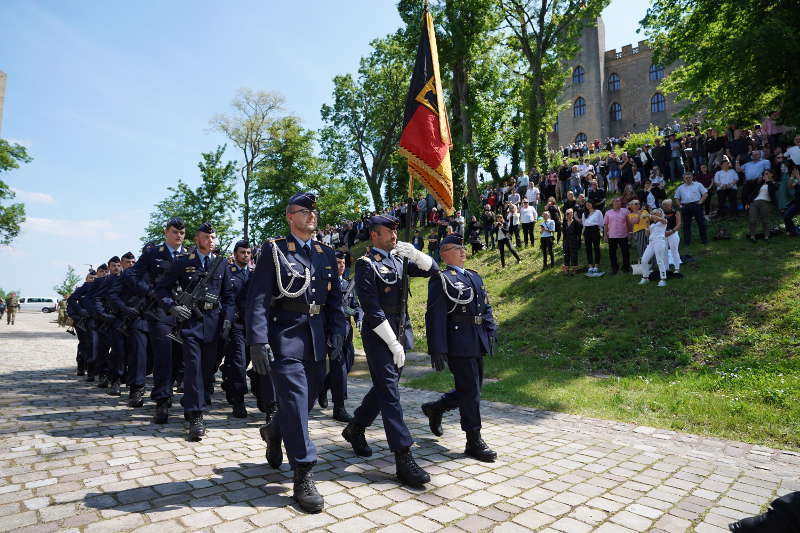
top-left (398, 8), bottom-right (453, 215)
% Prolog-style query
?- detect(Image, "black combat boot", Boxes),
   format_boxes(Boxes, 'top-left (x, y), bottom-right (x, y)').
top-left (86, 374), bottom-right (95, 383)
top-left (128, 386), bottom-right (144, 408)
top-left (97, 375), bottom-right (109, 388)
top-left (187, 412), bottom-right (205, 442)
top-left (259, 416), bottom-right (283, 469)
top-left (317, 387), bottom-right (328, 409)
top-left (77, 361), bottom-right (85, 376)
top-left (152, 400), bottom-right (169, 424)
top-left (342, 421), bottom-right (372, 457)
top-left (421, 400), bottom-right (448, 437)
top-left (231, 402), bottom-right (247, 419)
top-left (108, 381), bottom-right (121, 396)
top-left (332, 405), bottom-right (353, 423)
top-left (292, 462), bottom-right (324, 513)
top-left (465, 430), bottom-right (497, 462)
top-left (394, 447), bottom-right (430, 488)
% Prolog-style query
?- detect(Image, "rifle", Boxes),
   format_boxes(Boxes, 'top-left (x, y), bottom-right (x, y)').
top-left (117, 293), bottom-right (161, 333)
top-left (167, 245), bottom-right (231, 344)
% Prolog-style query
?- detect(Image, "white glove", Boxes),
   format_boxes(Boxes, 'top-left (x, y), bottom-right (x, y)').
top-left (393, 241), bottom-right (433, 271)
top-left (372, 319), bottom-right (405, 368)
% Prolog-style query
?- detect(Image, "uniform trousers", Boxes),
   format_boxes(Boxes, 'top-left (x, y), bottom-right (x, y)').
top-left (666, 232), bottom-right (682, 270)
top-left (108, 330), bottom-right (126, 383)
top-left (323, 338), bottom-right (355, 406)
top-left (270, 355), bottom-right (325, 465)
top-left (437, 357), bottom-right (484, 432)
top-left (93, 330), bottom-right (111, 377)
top-left (353, 330), bottom-right (413, 452)
top-left (180, 333), bottom-right (219, 414)
top-left (640, 238), bottom-right (669, 279)
top-left (76, 327), bottom-right (92, 370)
top-left (221, 324), bottom-right (248, 404)
top-left (149, 320), bottom-right (175, 402)
top-left (125, 324), bottom-right (148, 388)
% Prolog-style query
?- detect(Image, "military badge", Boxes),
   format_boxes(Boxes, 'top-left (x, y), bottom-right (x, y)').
top-left (287, 241), bottom-right (296, 252)
top-left (314, 244), bottom-right (323, 253)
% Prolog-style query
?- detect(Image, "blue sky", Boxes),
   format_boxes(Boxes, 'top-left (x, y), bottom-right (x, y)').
top-left (0, 0), bottom-right (646, 296)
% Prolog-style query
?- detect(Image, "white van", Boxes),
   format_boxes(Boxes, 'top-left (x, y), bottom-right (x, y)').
top-left (17, 297), bottom-right (58, 313)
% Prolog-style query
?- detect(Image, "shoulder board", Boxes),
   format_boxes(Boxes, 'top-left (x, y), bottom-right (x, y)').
top-left (357, 255), bottom-right (372, 263)
top-left (466, 268), bottom-right (480, 274)
top-left (189, 253), bottom-right (196, 260)
top-left (229, 265), bottom-right (237, 272)
top-left (159, 245), bottom-right (165, 252)
top-left (315, 240), bottom-right (334, 251)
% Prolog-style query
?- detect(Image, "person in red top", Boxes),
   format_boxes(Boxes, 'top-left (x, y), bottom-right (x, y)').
top-left (695, 163), bottom-right (715, 214)
top-left (603, 197), bottom-right (631, 274)
top-left (487, 191), bottom-right (497, 210)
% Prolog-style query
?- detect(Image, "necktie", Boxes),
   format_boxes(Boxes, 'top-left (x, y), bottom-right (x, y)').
top-left (302, 244), bottom-right (311, 257)
top-left (203, 256), bottom-right (209, 271)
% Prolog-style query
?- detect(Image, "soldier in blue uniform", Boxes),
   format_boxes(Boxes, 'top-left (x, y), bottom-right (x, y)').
top-left (156, 222), bottom-right (234, 441)
top-left (220, 240), bottom-right (253, 418)
top-left (127, 217), bottom-right (186, 423)
top-left (342, 215), bottom-right (438, 488)
top-left (317, 250), bottom-right (362, 422)
top-left (85, 263), bottom-right (111, 388)
top-left (246, 192), bottom-right (346, 513)
top-left (422, 234), bottom-right (498, 462)
top-left (67, 270), bottom-right (97, 378)
top-left (108, 251), bottom-right (149, 407)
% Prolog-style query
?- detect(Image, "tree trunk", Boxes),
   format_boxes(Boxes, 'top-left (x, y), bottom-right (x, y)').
top-left (526, 70), bottom-right (546, 173)
top-left (366, 176), bottom-right (383, 212)
top-left (242, 162), bottom-right (252, 242)
top-left (510, 111), bottom-right (523, 176)
top-left (453, 56), bottom-right (480, 207)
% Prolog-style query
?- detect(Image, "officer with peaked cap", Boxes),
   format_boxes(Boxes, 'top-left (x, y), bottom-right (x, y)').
top-left (342, 214), bottom-right (439, 488)
top-left (317, 249), bottom-right (362, 422)
top-left (422, 233), bottom-right (498, 462)
top-left (246, 192), bottom-right (346, 513)
top-left (156, 222), bottom-right (234, 441)
top-left (128, 217), bottom-right (187, 422)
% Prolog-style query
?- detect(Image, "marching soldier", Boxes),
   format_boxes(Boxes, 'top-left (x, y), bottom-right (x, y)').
top-left (67, 271), bottom-right (97, 377)
top-left (109, 251), bottom-right (149, 407)
top-left (221, 240), bottom-right (253, 418)
top-left (5, 292), bottom-right (19, 325)
top-left (246, 192), bottom-right (346, 513)
top-left (128, 217), bottom-right (186, 422)
top-left (422, 234), bottom-right (498, 462)
top-left (86, 263), bottom-right (111, 388)
top-left (342, 215), bottom-right (438, 488)
top-left (317, 250), bottom-right (362, 422)
top-left (93, 257), bottom-right (127, 396)
top-left (156, 222), bottom-right (234, 441)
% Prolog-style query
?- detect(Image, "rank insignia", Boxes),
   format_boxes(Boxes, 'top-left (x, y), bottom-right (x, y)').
top-left (314, 244), bottom-right (323, 253)
top-left (159, 246), bottom-right (165, 252)
top-left (373, 253), bottom-right (382, 261)
top-left (189, 253), bottom-right (196, 260)
top-left (384, 287), bottom-right (391, 293)
top-left (327, 282), bottom-right (332, 291)
top-left (450, 270), bottom-right (457, 275)
top-left (287, 241), bottom-right (296, 252)
top-left (325, 266), bottom-right (332, 269)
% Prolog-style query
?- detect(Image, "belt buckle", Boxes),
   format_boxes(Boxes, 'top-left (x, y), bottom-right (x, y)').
top-left (309, 304), bottom-right (321, 315)
top-left (473, 316), bottom-right (483, 325)
top-left (204, 302), bottom-right (214, 311)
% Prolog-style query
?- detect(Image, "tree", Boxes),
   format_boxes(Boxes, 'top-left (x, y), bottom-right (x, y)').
top-left (640, 0), bottom-right (800, 126)
top-left (142, 145), bottom-right (238, 247)
top-left (249, 117), bottom-right (368, 244)
top-left (53, 266), bottom-right (82, 298)
top-left (319, 33), bottom-right (411, 211)
top-left (211, 89), bottom-right (286, 241)
top-left (0, 139), bottom-right (32, 245)
top-left (499, 0), bottom-right (609, 169)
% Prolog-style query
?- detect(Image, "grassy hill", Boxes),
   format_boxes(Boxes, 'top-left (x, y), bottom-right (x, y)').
top-left (350, 216), bottom-right (800, 450)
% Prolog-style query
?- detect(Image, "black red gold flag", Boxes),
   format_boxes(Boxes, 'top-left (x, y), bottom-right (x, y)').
top-left (398, 7), bottom-right (453, 215)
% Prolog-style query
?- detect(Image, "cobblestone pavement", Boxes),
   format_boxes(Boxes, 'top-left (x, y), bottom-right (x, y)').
top-left (1, 314), bottom-right (799, 533)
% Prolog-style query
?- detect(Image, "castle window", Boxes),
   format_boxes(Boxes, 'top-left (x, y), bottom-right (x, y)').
top-left (651, 93), bottom-right (666, 113)
top-left (575, 133), bottom-right (587, 144)
top-left (608, 73), bottom-right (620, 92)
top-left (572, 66), bottom-right (585, 85)
top-left (573, 97), bottom-right (586, 117)
top-left (610, 102), bottom-right (622, 121)
top-left (649, 64), bottom-right (665, 81)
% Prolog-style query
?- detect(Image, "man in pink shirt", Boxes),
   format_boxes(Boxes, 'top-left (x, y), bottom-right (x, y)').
top-left (603, 197), bottom-right (631, 274)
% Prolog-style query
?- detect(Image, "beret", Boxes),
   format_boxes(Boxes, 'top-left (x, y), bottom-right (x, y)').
top-left (368, 214), bottom-right (399, 230)
top-left (289, 192), bottom-right (317, 210)
top-left (197, 222), bottom-right (214, 234)
top-left (441, 234), bottom-right (463, 247)
top-left (121, 251), bottom-right (135, 260)
top-left (166, 217), bottom-right (185, 230)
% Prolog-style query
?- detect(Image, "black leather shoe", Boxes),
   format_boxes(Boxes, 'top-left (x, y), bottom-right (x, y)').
top-left (395, 447), bottom-right (430, 487)
top-left (465, 430), bottom-right (497, 462)
top-left (152, 401), bottom-right (169, 424)
top-left (231, 403), bottom-right (247, 418)
top-left (259, 419), bottom-right (283, 469)
top-left (332, 405), bottom-right (353, 423)
top-left (108, 381), bottom-right (121, 396)
top-left (187, 413), bottom-right (205, 442)
top-left (342, 421), bottom-right (372, 457)
top-left (86, 374), bottom-right (95, 383)
top-left (421, 401), bottom-right (446, 437)
top-left (128, 387), bottom-right (144, 408)
top-left (97, 376), bottom-right (109, 389)
top-left (77, 363), bottom-right (85, 376)
top-left (317, 388), bottom-right (328, 409)
top-left (293, 462), bottom-right (324, 513)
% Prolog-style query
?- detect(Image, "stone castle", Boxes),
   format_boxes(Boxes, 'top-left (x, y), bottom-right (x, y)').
top-left (550, 17), bottom-right (685, 149)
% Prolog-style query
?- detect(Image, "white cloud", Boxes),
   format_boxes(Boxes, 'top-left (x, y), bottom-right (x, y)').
top-left (25, 217), bottom-right (123, 240)
top-left (11, 188), bottom-right (55, 204)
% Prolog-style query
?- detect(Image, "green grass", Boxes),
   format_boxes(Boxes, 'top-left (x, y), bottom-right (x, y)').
top-left (357, 215), bottom-right (800, 451)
